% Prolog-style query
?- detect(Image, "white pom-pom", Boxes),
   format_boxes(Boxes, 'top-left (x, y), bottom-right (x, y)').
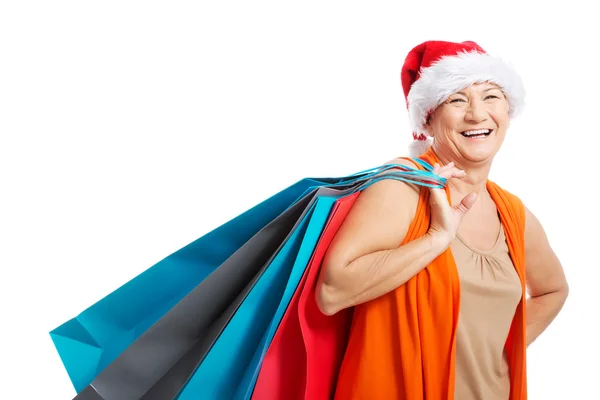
top-left (408, 137), bottom-right (434, 158)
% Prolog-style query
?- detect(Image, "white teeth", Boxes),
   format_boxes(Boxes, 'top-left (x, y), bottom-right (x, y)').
top-left (462, 129), bottom-right (490, 136)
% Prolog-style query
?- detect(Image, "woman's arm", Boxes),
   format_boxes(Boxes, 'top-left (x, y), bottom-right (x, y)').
top-left (316, 222), bottom-right (451, 315)
top-left (524, 206), bottom-right (569, 347)
top-left (315, 159), bottom-right (471, 316)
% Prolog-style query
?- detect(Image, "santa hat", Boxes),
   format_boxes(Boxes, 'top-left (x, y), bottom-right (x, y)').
top-left (401, 40), bottom-right (525, 157)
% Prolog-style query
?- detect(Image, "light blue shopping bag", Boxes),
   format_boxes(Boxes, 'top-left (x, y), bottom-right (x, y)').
top-left (50, 178), bottom-right (318, 393)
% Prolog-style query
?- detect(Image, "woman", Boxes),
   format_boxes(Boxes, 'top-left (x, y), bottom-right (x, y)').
top-left (316, 40), bottom-right (569, 399)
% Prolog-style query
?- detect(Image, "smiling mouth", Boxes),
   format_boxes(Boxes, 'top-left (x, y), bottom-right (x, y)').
top-left (460, 129), bottom-right (493, 138)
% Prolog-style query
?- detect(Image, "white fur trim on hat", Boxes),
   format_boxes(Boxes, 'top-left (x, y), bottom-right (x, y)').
top-left (407, 50), bottom-right (525, 135)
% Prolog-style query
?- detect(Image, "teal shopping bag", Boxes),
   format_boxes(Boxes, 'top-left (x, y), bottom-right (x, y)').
top-left (72, 187), bottom-right (321, 400)
top-left (49, 178), bottom-right (316, 393)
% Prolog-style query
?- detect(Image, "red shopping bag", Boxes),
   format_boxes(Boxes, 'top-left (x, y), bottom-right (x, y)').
top-left (252, 192), bottom-right (359, 400)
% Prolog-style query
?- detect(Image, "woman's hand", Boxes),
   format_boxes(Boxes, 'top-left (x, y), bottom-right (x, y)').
top-left (426, 162), bottom-right (477, 244)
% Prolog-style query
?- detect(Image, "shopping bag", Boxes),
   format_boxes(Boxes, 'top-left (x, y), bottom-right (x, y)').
top-left (49, 178), bottom-right (317, 393)
top-left (70, 187), bottom-right (319, 400)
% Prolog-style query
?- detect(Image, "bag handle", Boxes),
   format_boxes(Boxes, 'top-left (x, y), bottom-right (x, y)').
top-left (310, 156), bottom-right (445, 193)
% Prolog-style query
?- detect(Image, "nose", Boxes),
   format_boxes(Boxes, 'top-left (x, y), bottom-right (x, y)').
top-left (465, 99), bottom-right (488, 123)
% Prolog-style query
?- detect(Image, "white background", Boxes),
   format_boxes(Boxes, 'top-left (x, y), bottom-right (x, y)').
top-left (1, 1), bottom-right (598, 399)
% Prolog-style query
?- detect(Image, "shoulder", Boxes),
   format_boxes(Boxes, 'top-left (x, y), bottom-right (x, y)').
top-left (344, 157), bottom-right (423, 229)
top-left (488, 181), bottom-right (550, 256)
top-left (487, 182), bottom-right (567, 294)
top-left (383, 156), bottom-right (420, 170)
top-left (323, 157), bottom-right (425, 268)
top-left (357, 157), bottom-right (421, 199)
top-left (521, 203), bottom-right (568, 297)
top-left (523, 204), bottom-right (550, 253)
top-left (349, 156), bottom-right (425, 221)
top-left (372, 156), bottom-right (423, 195)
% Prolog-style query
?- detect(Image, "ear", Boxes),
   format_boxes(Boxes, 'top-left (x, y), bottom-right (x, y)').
top-left (424, 108), bottom-right (437, 137)
top-left (424, 118), bottom-right (434, 137)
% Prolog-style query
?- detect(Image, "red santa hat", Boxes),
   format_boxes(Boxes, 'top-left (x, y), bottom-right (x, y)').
top-left (401, 40), bottom-right (525, 157)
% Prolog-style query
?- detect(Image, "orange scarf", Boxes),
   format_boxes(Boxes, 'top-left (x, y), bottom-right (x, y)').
top-left (334, 149), bottom-right (527, 399)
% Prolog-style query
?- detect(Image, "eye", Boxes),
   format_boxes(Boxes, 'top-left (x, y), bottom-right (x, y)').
top-left (485, 95), bottom-right (500, 100)
top-left (449, 98), bottom-right (466, 103)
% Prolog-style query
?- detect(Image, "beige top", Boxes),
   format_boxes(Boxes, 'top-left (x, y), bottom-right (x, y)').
top-left (450, 224), bottom-right (523, 400)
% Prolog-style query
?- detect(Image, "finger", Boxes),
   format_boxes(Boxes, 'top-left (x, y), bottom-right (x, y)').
top-left (440, 161), bottom-right (454, 170)
top-left (428, 177), bottom-right (449, 202)
top-left (435, 162), bottom-right (453, 174)
top-left (437, 167), bottom-right (465, 180)
top-left (454, 192), bottom-right (478, 215)
top-left (428, 186), bottom-right (447, 207)
top-left (451, 169), bottom-right (467, 178)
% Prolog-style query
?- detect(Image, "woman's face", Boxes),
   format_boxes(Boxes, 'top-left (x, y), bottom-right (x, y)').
top-left (426, 82), bottom-right (510, 164)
